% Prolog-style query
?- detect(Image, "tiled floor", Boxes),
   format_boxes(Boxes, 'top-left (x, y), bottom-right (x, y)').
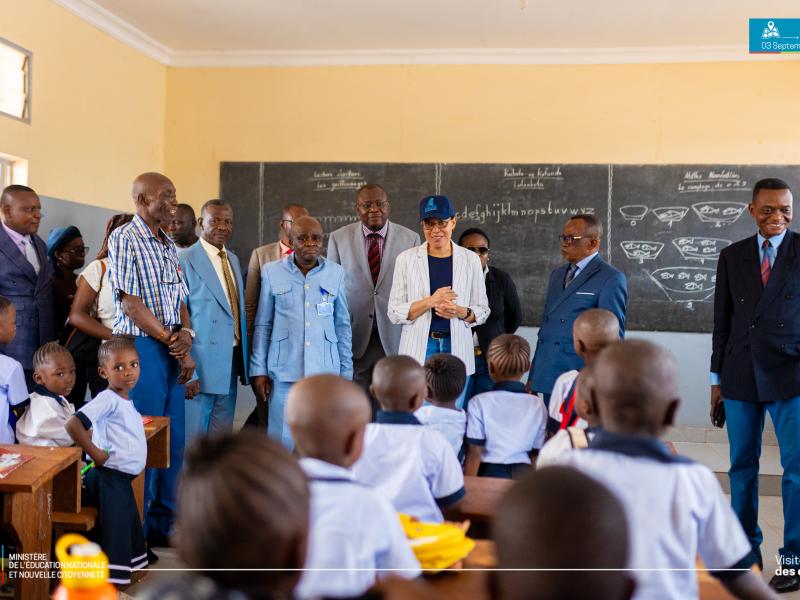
top-left (672, 441), bottom-right (783, 475)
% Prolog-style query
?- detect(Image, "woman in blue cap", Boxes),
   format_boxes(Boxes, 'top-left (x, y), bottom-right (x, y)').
top-left (47, 225), bottom-right (88, 340)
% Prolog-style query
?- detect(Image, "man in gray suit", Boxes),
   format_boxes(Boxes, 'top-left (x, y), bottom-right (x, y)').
top-left (327, 184), bottom-right (420, 410)
top-left (244, 203), bottom-right (308, 337)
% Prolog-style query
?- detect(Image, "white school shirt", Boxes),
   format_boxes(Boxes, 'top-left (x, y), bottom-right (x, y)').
top-left (548, 369), bottom-right (586, 426)
top-left (466, 382), bottom-right (547, 464)
top-left (16, 387), bottom-right (75, 447)
top-left (551, 431), bottom-right (754, 600)
top-left (536, 426), bottom-right (597, 468)
top-left (414, 404), bottom-right (466, 458)
top-left (76, 389), bottom-right (147, 475)
top-left (352, 412), bottom-right (465, 523)
top-left (0, 354), bottom-right (28, 444)
top-left (296, 458), bottom-right (420, 599)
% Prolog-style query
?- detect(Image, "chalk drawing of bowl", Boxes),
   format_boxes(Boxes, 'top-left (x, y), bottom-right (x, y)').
top-left (672, 237), bottom-right (731, 263)
top-left (619, 205), bottom-right (648, 226)
top-left (648, 266), bottom-right (716, 310)
top-left (691, 201), bottom-right (747, 227)
top-left (619, 241), bottom-right (664, 264)
top-left (652, 206), bottom-right (689, 227)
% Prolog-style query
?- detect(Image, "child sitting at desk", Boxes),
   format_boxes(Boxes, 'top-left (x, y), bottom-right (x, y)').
top-left (549, 340), bottom-right (775, 600)
top-left (16, 341), bottom-right (75, 446)
top-left (548, 308), bottom-right (619, 432)
top-left (494, 466), bottom-right (634, 600)
top-left (65, 337), bottom-right (147, 586)
top-left (0, 295), bottom-right (28, 444)
top-left (352, 355), bottom-right (464, 523)
top-left (287, 374), bottom-right (420, 599)
top-left (416, 353), bottom-right (467, 459)
top-left (139, 430), bottom-right (310, 600)
top-left (464, 334), bottom-right (547, 479)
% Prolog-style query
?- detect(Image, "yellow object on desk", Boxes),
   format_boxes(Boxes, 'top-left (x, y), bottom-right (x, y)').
top-left (399, 513), bottom-right (476, 572)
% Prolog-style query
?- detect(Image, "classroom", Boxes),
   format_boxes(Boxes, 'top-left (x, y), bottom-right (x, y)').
top-left (1, 1), bottom-right (799, 598)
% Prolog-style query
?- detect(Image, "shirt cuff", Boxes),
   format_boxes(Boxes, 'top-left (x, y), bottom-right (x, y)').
top-left (465, 437), bottom-right (486, 447)
top-left (75, 412), bottom-right (93, 430)
top-left (710, 372), bottom-right (721, 386)
top-left (436, 486), bottom-right (466, 508)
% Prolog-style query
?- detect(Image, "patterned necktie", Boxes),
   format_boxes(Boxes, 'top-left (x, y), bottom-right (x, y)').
top-left (218, 249), bottom-right (241, 344)
top-left (367, 233), bottom-right (381, 286)
top-left (564, 263), bottom-right (578, 288)
top-left (761, 239), bottom-right (772, 287)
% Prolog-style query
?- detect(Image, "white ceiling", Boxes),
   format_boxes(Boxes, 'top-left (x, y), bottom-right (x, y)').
top-left (53, 0), bottom-right (800, 66)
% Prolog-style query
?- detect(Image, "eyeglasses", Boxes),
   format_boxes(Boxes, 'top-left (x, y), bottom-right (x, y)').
top-left (465, 246), bottom-right (489, 255)
top-left (357, 200), bottom-right (389, 211)
top-left (62, 246), bottom-right (90, 256)
top-left (281, 219), bottom-right (294, 226)
top-left (558, 235), bottom-right (595, 245)
top-left (295, 234), bottom-right (323, 246)
top-left (422, 218), bottom-right (452, 231)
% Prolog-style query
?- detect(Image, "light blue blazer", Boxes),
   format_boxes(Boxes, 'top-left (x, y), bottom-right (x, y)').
top-left (180, 241), bottom-right (249, 394)
top-left (249, 256), bottom-right (353, 382)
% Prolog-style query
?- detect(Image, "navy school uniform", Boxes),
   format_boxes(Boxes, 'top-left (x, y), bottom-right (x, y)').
top-left (465, 381), bottom-right (547, 479)
top-left (76, 389), bottom-right (148, 585)
top-left (552, 431), bottom-right (755, 600)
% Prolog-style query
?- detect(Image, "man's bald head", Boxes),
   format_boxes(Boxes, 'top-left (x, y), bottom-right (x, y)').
top-left (132, 172), bottom-right (173, 202)
top-left (494, 466), bottom-right (633, 600)
top-left (573, 309), bottom-right (620, 358)
top-left (592, 340), bottom-right (680, 436)
top-left (370, 355), bottom-right (427, 412)
top-left (279, 204), bottom-right (309, 244)
top-left (287, 375), bottom-right (371, 467)
top-left (131, 172), bottom-right (177, 226)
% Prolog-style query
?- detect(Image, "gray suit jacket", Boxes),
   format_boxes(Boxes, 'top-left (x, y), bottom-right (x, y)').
top-left (245, 241), bottom-right (283, 336)
top-left (327, 221), bottom-right (420, 359)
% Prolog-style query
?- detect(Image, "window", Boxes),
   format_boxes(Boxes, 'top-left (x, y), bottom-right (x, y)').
top-left (0, 37), bottom-right (31, 122)
top-left (0, 153), bottom-right (28, 188)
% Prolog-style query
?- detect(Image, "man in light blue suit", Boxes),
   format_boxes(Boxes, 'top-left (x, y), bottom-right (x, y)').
top-left (250, 216), bottom-right (353, 448)
top-left (529, 214), bottom-right (627, 409)
top-left (180, 199), bottom-right (248, 440)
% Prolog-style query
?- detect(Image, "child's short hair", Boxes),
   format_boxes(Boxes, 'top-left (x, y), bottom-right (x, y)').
top-left (175, 431), bottom-right (309, 596)
top-left (32, 341), bottom-right (72, 371)
top-left (487, 334), bottom-right (531, 377)
top-left (425, 353), bottom-right (467, 402)
top-left (97, 338), bottom-right (137, 367)
top-left (0, 295), bottom-right (12, 315)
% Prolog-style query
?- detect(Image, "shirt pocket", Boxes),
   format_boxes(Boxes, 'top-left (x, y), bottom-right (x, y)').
top-left (323, 328), bottom-right (339, 370)
top-left (269, 328), bottom-right (290, 368)
top-left (273, 286), bottom-right (293, 310)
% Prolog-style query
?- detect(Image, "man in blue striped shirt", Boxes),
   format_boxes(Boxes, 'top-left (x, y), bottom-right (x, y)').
top-left (107, 172), bottom-right (195, 550)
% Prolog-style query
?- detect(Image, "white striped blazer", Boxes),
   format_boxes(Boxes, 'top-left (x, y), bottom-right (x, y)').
top-left (388, 242), bottom-right (490, 375)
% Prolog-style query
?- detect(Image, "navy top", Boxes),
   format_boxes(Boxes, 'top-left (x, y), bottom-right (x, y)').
top-left (428, 255), bottom-right (453, 333)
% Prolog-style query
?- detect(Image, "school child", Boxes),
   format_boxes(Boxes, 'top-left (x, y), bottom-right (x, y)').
top-left (550, 340), bottom-right (775, 600)
top-left (464, 334), bottom-right (547, 479)
top-left (287, 374), bottom-right (420, 599)
top-left (547, 308), bottom-right (619, 432)
top-left (65, 338), bottom-right (147, 586)
top-left (493, 466), bottom-right (635, 600)
top-left (416, 353), bottom-right (467, 459)
top-left (537, 367), bottom-right (600, 467)
top-left (139, 430), bottom-right (309, 600)
top-left (16, 342), bottom-right (75, 446)
top-left (352, 355), bottom-right (465, 523)
top-left (0, 296), bottom-right (28, 444)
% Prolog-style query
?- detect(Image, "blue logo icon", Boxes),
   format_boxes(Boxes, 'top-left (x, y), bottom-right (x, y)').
top-left (425, 197), bottom-right (437, 213)
top-left (750, 19), bottom-right (800, 53)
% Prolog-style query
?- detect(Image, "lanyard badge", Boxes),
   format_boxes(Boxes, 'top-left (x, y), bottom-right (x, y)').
top-left (317, 287), bottom-right (334, 316)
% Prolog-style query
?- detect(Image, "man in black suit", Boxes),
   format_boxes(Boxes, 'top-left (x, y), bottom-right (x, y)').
top-left (458, 227), bottom-right (522, 399)
top-left (711, 177), bottom-right (800, 593)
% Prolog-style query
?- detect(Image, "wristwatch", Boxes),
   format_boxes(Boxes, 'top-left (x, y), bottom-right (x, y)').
top-left (462, 307), bottom-right (473, 321)
top-left (182, 327), bottom-right (196, 339)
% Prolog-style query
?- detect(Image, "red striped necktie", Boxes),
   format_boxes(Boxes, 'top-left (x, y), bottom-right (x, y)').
top-left (761, 239), bottom-right (772, 287)
top-left (367, 233), bottom-right (381, 286)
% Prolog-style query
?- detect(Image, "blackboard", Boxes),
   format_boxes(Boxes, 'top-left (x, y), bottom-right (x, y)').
top-left (220, 162), bottom-right (800, 332)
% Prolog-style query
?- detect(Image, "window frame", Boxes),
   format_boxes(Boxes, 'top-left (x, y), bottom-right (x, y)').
top-left (0, 36), bottom-right (32, 124)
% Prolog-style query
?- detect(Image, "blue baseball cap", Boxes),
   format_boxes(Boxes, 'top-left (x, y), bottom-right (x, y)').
top-left (419, 195), bottom-right (455, 221)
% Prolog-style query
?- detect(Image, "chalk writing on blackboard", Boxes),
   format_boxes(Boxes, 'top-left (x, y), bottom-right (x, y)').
top-left (619, 205), bottom-right (648, 226)
top-left (672, 237), bottom-right (731, 263)
top-left (501, 166), bottom-right (564, 191)
top-left (619, 241), bottom-right (664, 264)
top-left (691, 201), bottom-right (748, 227)
top-left (678, 170), bottom-right (750, 194)
top-left (652, 206), bottom-right (689, 227)
top-left (457, 201), bottom-right (595, 225)
top-left (648, 266), bottom-right (717, 310)
top-left (310, 169), bottom-right (367, 193)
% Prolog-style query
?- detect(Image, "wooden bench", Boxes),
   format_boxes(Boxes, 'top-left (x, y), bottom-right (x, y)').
top-left (53, 507), bottom-right (98, 538)
top-left (132, 416), bottom-right (170, 520)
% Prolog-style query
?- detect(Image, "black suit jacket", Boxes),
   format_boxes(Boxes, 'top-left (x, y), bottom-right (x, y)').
top-left (711, 230), bottom-right (800, 403)
top-left (475, 266), bottom-right (522, 354)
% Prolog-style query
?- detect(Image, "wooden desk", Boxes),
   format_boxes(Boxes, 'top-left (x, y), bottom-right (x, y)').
top-left (132, 416), bottom-right (170, 520)
top-left (450, 476), bottom-right (512, 532)
top-left (426, 540), bottom-right (494, 600)
top-left (0, 445), bottom-right (81, 600)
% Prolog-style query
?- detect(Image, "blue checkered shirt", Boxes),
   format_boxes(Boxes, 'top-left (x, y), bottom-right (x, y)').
top-left (107, 214), bottom-right (188, 336)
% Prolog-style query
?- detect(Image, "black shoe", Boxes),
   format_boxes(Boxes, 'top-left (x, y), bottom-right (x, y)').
top-left (146, 546), bottom-right (159, 565)
top-left (769, 574), bottom-right (800, 593)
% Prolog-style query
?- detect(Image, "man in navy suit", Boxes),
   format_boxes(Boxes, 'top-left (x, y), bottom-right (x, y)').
top-left (180, 199), bottom-right (248, 441)
top-left (711, 178), bottom-right (800, 593)
top-left (528, 214), bottom-right (627, 409)
top-left (0, 185), bottom-right (54, 388)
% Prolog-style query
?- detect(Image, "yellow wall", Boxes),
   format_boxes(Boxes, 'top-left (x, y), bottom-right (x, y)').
top-left (165, 62), bottom-right (800, 204)
top-left (0, 0), bottom-right (165, 209)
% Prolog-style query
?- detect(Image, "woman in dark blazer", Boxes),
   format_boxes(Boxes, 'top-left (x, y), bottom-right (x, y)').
top-left (458, 227), bottom-right (522, 399)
